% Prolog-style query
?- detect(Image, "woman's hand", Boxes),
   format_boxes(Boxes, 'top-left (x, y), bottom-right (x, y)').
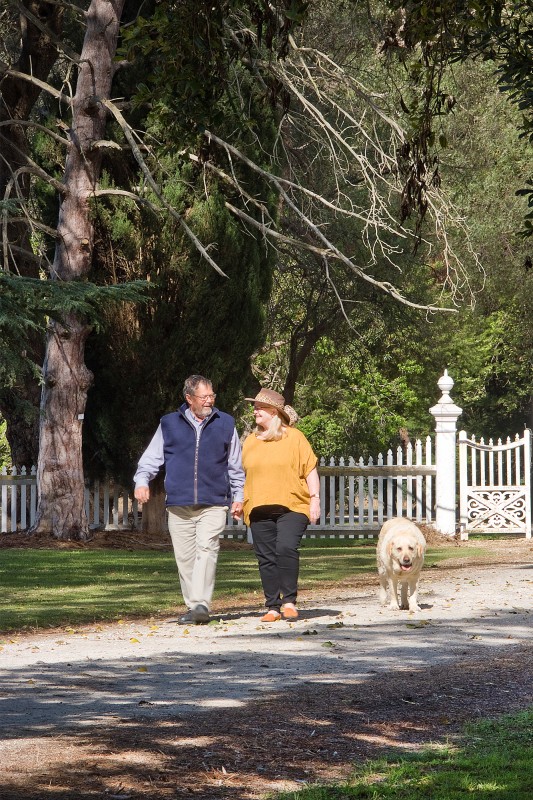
top-left (309, 496), bottom-right (320, 524)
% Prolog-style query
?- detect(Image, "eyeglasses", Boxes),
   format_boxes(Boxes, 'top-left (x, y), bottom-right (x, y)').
top-left (193, 393), bottom-right (216, 402)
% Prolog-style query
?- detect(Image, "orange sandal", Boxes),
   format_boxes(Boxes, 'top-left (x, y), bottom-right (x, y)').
top-left (281, 606), bottom-right (299, 620)
top-left (261, 610), bottom-right (281, 622)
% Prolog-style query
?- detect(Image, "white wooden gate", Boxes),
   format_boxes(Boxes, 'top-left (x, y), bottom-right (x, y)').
top-left (459, 429), bottom-right (532, 539)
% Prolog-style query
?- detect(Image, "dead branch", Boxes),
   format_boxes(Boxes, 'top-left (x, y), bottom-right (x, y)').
top-left (0, 119), bottom-right (69, 147)
top-left (5, 69), bottom-right (72, 106)
top-left (226, 12), bottom-right (483, 306)
top-left (101, 98), bottom-right (229, 279)
top-left (11, 0), bottom-right (81, 63)
top-left (206, 130), bottom-right (455, 312)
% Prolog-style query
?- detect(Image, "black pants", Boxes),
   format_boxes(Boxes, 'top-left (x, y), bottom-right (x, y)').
top-left (250, 506), bottom-right (309, 612)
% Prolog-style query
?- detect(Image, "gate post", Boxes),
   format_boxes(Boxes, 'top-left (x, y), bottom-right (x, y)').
top-left (429, 370), bottom-right (462, 535)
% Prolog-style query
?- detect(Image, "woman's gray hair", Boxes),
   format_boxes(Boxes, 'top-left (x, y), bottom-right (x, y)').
top-left (183, 374), bottom-right (212, 398)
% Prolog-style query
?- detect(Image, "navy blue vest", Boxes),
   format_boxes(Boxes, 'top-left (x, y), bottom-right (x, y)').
top-left (160, 404), bottom-right (235, 506)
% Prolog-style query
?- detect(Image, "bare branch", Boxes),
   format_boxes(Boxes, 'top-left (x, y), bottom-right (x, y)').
top-left (0, 140), bottom-right (67, 196)
top-left (223, 13), bottom-right (483, 308)
top-left (205, 129), bottom-right (456, 312)
top-left (101, 98), bottom-right (229, 278)
top-left (188, 153), bottom-right (274, 222)
top-left (93, 188), bottom-right (151, 203)
top-left (224, 200), bottom-right (334, 256)
top-left (6, 243), bottom-right (49, 268)
top-left (4, 69), bottom-right (72, 106)
top-left (9, 216), bottom-right (59, 238)
top-left (0, 119), bottom-right (69, 147)
top-left (11, 0), bottom-right (81, 63)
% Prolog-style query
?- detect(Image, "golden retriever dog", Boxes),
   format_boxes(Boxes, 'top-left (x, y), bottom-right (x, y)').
top-left (377, 517), bottom-right (426, 612)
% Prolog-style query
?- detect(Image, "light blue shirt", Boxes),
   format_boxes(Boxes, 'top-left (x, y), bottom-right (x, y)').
top-left (134, 408), bottom-right (244, 503)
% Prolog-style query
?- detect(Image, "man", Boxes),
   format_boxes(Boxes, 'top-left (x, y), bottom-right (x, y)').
top-left (134, 375), bottom-right (244, 624)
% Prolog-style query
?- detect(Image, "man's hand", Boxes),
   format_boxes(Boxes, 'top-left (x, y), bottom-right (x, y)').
top-left (231, 501), bottom-right (243, 520)
top-left (134, 486), bottom-right (150, 505)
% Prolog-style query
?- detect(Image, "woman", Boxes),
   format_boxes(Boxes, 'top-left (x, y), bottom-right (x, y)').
top-left (241, 389), bottom-right (320, 621)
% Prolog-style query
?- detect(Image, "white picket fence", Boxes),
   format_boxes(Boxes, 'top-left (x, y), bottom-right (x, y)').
top-left (311, 441), bottom-right (435, 535)
top-left (1, 439), bottom-right (435, 539)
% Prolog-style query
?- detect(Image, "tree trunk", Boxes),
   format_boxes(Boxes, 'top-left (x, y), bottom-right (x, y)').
top-left (31, 0), bottom-right (125, 540)
top-left (141, 473), bottom-right (167, 535)
top-left (283, 316), bottom-right (335, 404)
top-left (33, 316), bottom-right (93, 537)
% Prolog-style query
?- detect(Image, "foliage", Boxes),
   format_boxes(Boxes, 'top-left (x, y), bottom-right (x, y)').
top-left (1, 0), bottom-right (293, 483)
top-left (74, 0), bottom-right (311, 482)
top-left (383, 0), bottom-right (533, 235)
top-left (0, 272), bottom-right (150, 390)
top-left (0, 417), bottom-right (10, 469)
top-left (2, 0), bottom-right (532, 490)
top-left (251, 228), bottom-right (449, 457)
top-left (446, 307), bottom-right (533, 437)
top-left (434, 59), bottom-right (533, 436)
top-left (82, 103), bottom-right (278, 481)
top-left (295, 334), bottom-right (442, 458)
top-left (261, 37), bottom-right (532, 456)
top-left (120, 0), bottom-right (308, 115)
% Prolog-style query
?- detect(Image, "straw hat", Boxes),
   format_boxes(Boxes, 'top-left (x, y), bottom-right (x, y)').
top-left (245, 388), bottom-right (292, 425)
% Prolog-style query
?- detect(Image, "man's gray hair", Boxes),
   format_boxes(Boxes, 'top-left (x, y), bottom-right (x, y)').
top-left (183, 374), bottom-right (212, 399)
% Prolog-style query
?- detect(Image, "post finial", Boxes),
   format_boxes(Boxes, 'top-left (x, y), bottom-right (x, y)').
top-left (437, 369), bottom-right (454, 398)
top-left (430, 369), bottom-right (462, 418)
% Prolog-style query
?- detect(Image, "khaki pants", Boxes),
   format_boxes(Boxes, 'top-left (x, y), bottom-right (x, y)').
top-left (167, 505), bottom-right (227, 611)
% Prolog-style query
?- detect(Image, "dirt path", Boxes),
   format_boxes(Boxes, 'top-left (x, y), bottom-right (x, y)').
top-left (0, 539), bottom-right (532, 799)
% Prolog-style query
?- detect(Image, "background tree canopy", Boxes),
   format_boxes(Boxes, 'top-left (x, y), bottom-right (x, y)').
top-left (0, 0), bottom-right (531, 521)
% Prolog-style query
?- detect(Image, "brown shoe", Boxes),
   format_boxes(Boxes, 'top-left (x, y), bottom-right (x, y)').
top-left (281, 606), bottom-right (299, 620)
top-left (261, 610), bottom-right (281, 622)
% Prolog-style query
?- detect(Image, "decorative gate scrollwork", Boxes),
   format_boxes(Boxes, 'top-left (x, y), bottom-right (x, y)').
top-left (459, 431), bottom-right (532, 539)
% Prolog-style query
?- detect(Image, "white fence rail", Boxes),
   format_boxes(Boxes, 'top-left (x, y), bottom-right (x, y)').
top-left (1, 438), bottom-right (435, 538)
top-left (459, 430), bottom-right (532, 539)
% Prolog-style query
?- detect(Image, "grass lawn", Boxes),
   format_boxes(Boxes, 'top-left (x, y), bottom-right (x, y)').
top-left (0, 540), bottom-right (464, 632)
top-left (270, 711), bottom-right (533, 799)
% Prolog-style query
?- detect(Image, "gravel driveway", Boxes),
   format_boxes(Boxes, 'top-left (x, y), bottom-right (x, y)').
top-left (2, 562), bottom-right (531, 729)
top-left (1, 545), bottom-right (532, 798)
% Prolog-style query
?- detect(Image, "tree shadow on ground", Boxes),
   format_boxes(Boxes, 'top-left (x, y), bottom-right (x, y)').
top-left (1, 632), bottom-right (532, 799)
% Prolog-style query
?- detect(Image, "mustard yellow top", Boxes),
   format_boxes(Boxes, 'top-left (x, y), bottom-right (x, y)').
top-left (242, 427), bottom-right (318, 525)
